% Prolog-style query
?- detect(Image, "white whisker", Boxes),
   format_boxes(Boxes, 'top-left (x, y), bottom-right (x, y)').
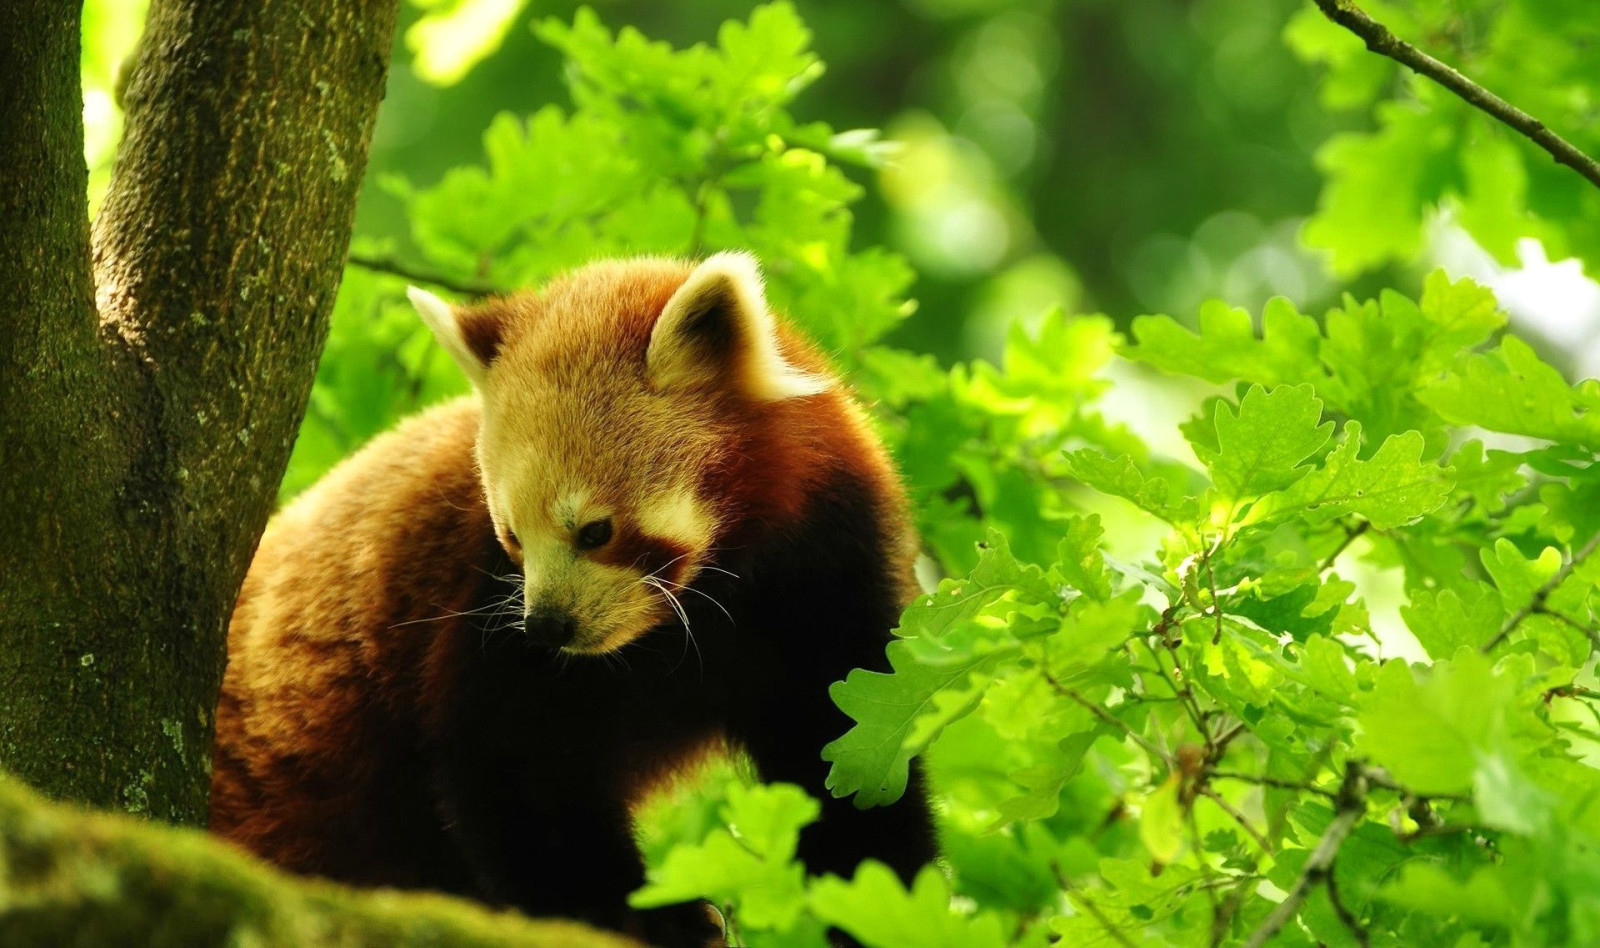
top-left (642, 575), bottom-right (702, 678)
top-left (651, 575), bottom-right (733, 624)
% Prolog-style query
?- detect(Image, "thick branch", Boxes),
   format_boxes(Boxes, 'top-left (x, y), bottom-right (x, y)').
top-left (0, 0), bottom-right (152, 810)
top-left (94, 0), bottom-right (400, 587)
top-left (0, 771), bottom-right (636, 947)
top-left (0, 0), bottom-right (96, 342)
top-left (0, 1), bottom-right (109, 483)
top-left (1312, 0), bottom-right (1600, 191)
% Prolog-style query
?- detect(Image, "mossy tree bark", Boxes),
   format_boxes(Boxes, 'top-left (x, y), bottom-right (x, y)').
top-left (0, 772), bottom-right (639, 947)
top-left (0, 0), bottom-right (397, 823)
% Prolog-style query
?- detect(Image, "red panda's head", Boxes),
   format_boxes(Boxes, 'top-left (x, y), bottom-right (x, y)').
top-left (408, 253), bottom-right (830, 653)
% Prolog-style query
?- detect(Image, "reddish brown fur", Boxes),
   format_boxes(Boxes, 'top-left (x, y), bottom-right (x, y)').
top-left (211, 258), bottom-right (932, 945)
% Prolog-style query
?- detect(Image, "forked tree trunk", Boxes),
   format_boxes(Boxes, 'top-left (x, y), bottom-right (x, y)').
top-left (0, 0), bottom-right (397, 824)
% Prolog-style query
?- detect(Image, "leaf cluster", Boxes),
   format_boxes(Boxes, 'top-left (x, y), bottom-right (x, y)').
top-left (1287, 0), bottom-right (1600, 276)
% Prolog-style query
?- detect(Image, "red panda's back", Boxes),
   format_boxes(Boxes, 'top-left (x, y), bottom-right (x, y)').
top-left (210, 397), bottom-right (490, 883)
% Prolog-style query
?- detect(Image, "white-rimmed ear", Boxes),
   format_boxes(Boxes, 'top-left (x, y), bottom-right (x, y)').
top-left (408, 286), bottom-right (502, 387)
top-left (646, 252), bottom-right (827, 401)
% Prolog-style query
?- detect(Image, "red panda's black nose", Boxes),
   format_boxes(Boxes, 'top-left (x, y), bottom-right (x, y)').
top-left (525, 611), bottom-right (577, 650)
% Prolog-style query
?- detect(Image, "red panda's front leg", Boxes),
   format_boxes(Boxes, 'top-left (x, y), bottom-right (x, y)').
top-left (734, 673), bottom-right (937, 885)
top-left (723, 491), bottom-right (939, 886)
top-left (429, 721), bottom-right (723, 947)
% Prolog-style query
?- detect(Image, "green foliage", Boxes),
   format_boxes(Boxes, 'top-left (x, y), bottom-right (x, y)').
top-left (271, 3), bottom-right (1600, 946)
top-left (406, 0), bottom-right (530, 86)
top-left (1288, 0), bottom-right (1600, 276)
top-left (653, 265), bottom-right (1600, 946)
top-left (284, 1), bottom-right (914, 495)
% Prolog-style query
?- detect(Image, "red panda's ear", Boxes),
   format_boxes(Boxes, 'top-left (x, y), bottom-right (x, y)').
top-left (646, 252), bottom-right (827, 401)
top-left (408, 286), bottom-right (504, 388)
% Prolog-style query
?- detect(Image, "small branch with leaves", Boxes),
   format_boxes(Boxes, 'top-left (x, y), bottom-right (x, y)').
top-left (1482, 529), bottom-right (1600, 652)
top-left (1243, 761), bottom-right (1370, 948)
top-left (1311, 0), bottom-right (1600, 191)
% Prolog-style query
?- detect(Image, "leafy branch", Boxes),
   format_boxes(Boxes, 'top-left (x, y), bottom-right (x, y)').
top-left (1209, 771), bottom-right (1337, 801)
top-left (1311, 0), bottom-right (1600, 191)
top-left (1482, 528), bottom-right (1600, 651)
top-left (1055, 867), bottom-right (1138, 948)
top-left (1243, 761), bottom-right (1369, 948)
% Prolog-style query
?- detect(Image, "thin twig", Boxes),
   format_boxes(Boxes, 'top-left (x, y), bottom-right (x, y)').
top-left (1140, 637), bottom-right (1210, 744)
top-left (1197, 786), bottom-right (1273, 854)
top-left (1397, 823), bottom-right (1478, 842)
top-left (1212, 748), bottom-right (1337, 946)
top-left (1547, 684), bottom-right (1600, 702)
top-left (1325, 860), bottom-right (1371, 948)
top-left (1055, 866), bottom-right (1138, 948)
top-left (1208, 721), bottom-right (1248, 761)
top-left (1044, 671), bottom-right (1173, 766)
top-left (1320, 520), bottom-right (1370, 572)
top-left (1243, 761), bottom-right (1368, 948)
top-left (1363, 766), bottom-right (1472, 803)
top-left (1201, 540), bottom-right (1225, 646)
top-left (346, 253), bottom-right (502, 297)
top-left (1311, 0), bottom-right (1600, 192)
top-left (1482, 529), bottom-right (1600, 651)
top-left (1209, 770), bottom-right (1337, 799)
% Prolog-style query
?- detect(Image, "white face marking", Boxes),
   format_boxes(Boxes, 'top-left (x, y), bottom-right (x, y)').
top-left (638, 486), bottom-right (713, 553)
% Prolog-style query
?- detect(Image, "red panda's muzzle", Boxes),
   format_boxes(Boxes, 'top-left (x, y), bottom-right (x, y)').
top-left (524, 608), bottom-right (578, 650)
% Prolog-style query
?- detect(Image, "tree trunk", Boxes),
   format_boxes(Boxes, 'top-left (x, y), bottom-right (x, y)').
top-left (0, 0), bottom-right (397, 824)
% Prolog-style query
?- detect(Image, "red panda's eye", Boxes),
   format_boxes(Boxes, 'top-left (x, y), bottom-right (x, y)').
top-left (505, 529), bottom-right (520, 550)
top-left (576, 518), bottom-right (613, 551)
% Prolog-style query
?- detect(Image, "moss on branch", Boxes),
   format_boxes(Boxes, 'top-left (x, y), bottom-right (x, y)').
top-left (0, 774), bottom-right (639, 947)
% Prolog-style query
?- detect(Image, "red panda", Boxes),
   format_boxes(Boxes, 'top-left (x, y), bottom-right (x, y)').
top-left (210, 253), bottom-right (936, 945)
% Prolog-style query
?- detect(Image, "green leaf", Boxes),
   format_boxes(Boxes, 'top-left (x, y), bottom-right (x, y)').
top-left (1302, 102), bottom-right (1452, 277)
top-left (1401, 585), bottom-right (1505, 660)
top-left (1123, 297), bottom-right (1327, 388)
top-left (1049, 515), bottom-right (1114, 602)
top-left (1421, 336), bottom-right (1600, 449)
top-left (1479, 539), bottom-right (1562, 614)
top-left (1355, 650), bottom-right (1543, 796)
top-left (810, 863), bottom-right (1009, 948)
top-left (1252, 424), bottom-right (1454, 529)
top-left (1192, 384), bottom-right (1333, 501)
top-left (1042, 591), bottom-right (1147, 682)
top-left (824, 638), bottom-right (1015, 808)
top-left (1379, 863), bottom-right (1515, 929)
top-left (1139, 774), bottom-right (1185, 864)
top-left (722, 782), bottom-right (820, 861)
top-left (631, 783), bottom-right (818, 930)
top-left (1062, 450), bottom-right (1195, 524)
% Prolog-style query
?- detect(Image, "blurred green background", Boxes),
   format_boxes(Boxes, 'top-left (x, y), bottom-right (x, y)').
top-left (81, 0), bottom-right (1600, 499)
